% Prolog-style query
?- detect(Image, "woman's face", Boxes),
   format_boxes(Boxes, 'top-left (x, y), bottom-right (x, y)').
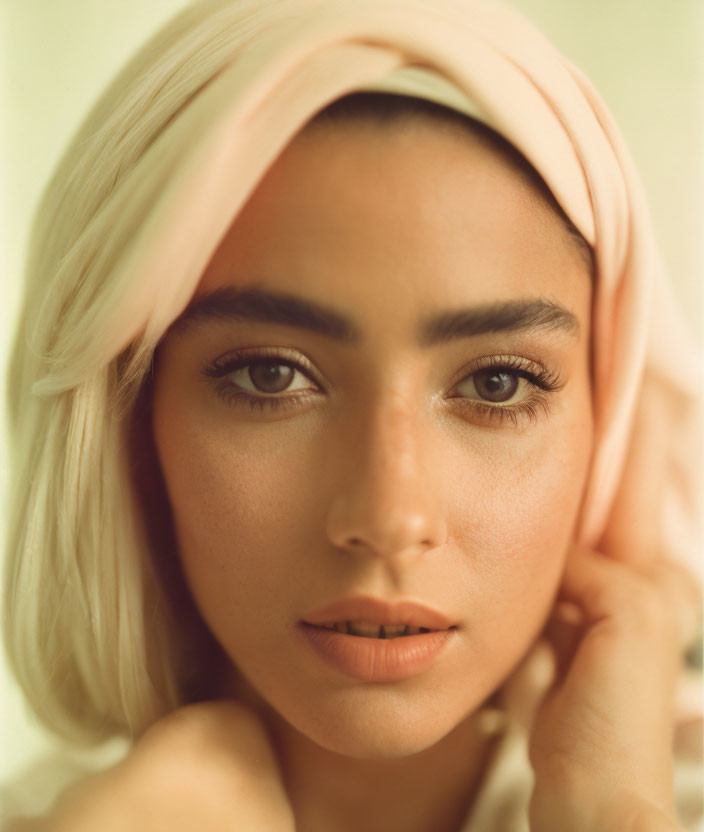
top-left (152, 118), bottom-right (593, 758)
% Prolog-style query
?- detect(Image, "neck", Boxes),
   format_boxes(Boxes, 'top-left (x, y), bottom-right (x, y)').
top-left (264, 705), bottom-right (501, 832)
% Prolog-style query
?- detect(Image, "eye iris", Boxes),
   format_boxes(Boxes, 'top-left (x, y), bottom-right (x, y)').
top-left (249, 361), bottom-right (294, 393)
top-left (473, 370), bottom-right (518, 403)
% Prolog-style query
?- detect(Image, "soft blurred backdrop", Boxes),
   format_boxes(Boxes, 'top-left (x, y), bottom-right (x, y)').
top-left (1, 0), bottom-right (702, 790)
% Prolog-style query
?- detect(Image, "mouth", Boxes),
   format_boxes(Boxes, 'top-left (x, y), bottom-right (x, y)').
top-left (302, 595), bottom-right (455, 630)
top-left (297, 615), bottom-right (457, 682)
top-left (316, 621), bottom-right (441, 639)
top-left (300, 595), bottom-right (457, 650)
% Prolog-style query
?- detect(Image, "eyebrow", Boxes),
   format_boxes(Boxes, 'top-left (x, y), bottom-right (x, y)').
top-left (172, 286), bottom-right (579, 345)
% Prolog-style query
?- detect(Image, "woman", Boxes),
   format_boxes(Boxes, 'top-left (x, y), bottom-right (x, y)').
top-left (2, 0), bottom-right (701, 829)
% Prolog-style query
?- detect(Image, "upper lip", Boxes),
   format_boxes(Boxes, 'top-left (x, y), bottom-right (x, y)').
top-left (301, 597), bottom-right (455, 630)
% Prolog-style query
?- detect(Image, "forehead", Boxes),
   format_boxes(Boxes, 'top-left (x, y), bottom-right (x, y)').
top-left (196, 120), bottom-right (591, 333)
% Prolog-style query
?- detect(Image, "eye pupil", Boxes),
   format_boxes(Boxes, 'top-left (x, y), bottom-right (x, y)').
top-left (474, 370), bottom-right (518, 403)
top-left (249, 361), bottom-right (294, 393)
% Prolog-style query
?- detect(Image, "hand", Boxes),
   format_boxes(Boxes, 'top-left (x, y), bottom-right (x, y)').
top-left (528, 544), bottom-right (699, 832)
top-left (42, 701), bottom-right (295, 832)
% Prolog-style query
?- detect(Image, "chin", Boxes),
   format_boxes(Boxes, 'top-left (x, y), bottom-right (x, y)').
top-left (276, 685), bottom-right (481, 759)
top-left (316, 729), bottom-right (456, 760)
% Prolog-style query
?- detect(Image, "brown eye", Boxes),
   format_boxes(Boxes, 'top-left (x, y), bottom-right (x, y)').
top-left (246, 361), bottom-right (296, 394)
top-left (465, 369), bottom-right (520, 403)
top-left (457, 367), bottom-right (526, 404)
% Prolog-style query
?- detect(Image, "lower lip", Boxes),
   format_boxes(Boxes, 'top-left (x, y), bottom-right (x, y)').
top-left (297, 622), bottom-right (455, 682)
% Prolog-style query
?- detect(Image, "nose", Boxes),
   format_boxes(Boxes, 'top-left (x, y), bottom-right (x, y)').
top-left (325, 398), bottom-right (447, 565)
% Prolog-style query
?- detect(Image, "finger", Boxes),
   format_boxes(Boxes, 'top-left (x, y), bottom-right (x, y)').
top-left (558, 544), bottom-right (698, 666)
top-left (649, 557), bottom-right (703, 654)
top-left (557, 543), bottom-right (651, 624)
top-left (542, 601), bottom-right (584, 681)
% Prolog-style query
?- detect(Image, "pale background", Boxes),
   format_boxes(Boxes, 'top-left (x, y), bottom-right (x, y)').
top-left (1, 0), bottom-right (702, 791)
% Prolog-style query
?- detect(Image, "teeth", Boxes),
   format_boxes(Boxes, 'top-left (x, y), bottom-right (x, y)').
top-left (323, 621), bottom-right (429, 639)
top-left (347, 621), bottom-right (384, 637)
top-left (382, 624), bottom-right (409, 638)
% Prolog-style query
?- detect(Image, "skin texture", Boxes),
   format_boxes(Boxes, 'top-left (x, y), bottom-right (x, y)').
top-left (149, 119), bottom-right (595, 831)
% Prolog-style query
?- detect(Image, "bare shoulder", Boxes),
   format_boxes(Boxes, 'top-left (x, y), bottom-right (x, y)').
top-left (135, 700), bottom-right (278, 767)
top-left (20, 702), bottom-right (294, 832)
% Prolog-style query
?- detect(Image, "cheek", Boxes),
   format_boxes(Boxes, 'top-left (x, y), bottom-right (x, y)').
top-left (152, 400), bottom-right (324, 627)
top-left (448, 404), bottom-right (593, 655)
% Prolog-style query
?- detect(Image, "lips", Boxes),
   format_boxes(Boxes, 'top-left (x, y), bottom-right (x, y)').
top-left (298, 596), bottom-right (457, 681)
top-left (301, 596), bottom-right (455, 631)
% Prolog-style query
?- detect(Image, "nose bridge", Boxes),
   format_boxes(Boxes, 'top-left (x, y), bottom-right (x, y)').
top-left (325, 391), bottom-right (447, 562)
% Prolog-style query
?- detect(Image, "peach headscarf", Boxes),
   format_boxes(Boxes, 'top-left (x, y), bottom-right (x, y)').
top-left (106, 0), bottom-right (700, 577)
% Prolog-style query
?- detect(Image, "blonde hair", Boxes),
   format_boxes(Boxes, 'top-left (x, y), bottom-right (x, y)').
top-left (3, 0), bottom-right (326, 745)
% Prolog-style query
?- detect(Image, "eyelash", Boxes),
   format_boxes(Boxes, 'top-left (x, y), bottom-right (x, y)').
top-left (201, 348), bottom-right (564, 427)
top-left (449, 354), bottom-right (562, 427)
